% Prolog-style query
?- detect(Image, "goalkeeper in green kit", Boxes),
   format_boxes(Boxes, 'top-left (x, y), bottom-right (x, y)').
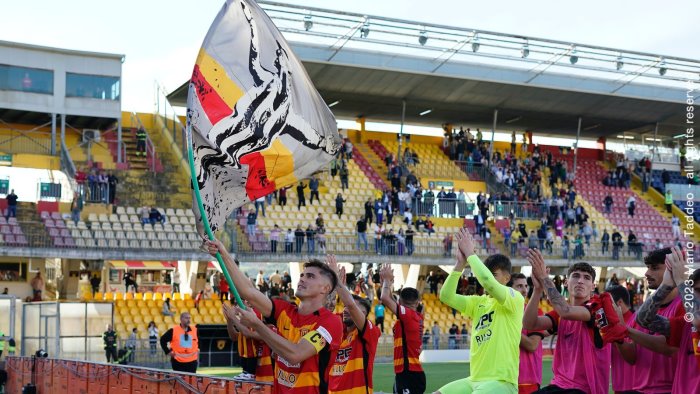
top-left (437, 227), bottom-right (524, 394)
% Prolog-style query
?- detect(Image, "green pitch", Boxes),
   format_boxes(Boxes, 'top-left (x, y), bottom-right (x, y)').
top-left (201, 359), bottom-right (555, 393)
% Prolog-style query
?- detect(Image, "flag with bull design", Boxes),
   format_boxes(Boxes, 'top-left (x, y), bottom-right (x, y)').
top-left (187, 0), bottom-right (341, 233)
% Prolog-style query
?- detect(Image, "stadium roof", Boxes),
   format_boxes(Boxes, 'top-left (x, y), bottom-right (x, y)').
top-left (168, 2), bottom-right (700, 139)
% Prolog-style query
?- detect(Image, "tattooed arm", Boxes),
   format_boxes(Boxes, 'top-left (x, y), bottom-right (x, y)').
top-left (635, 283), bottom-right (674, 336)
top-left (527, 249), bottom-right (591, 321)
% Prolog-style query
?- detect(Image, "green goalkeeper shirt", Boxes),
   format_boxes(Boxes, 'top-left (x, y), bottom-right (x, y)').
top-left (439, 255), bottom-right (524, 385)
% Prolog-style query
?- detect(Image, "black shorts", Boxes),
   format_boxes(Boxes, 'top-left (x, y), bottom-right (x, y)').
top-left (395, 370), bottom-right (426, 394)
top-left (533, 385), bottom-right (586, 394)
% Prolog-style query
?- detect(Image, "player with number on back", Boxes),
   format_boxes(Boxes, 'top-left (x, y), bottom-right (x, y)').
top-left (437, 227), bottom-right (524, 394)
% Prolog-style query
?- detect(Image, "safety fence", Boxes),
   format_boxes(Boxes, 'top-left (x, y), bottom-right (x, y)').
top-left (4, 356), bottom-right (271, 394)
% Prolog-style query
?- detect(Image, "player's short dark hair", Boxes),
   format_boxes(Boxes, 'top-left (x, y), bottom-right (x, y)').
top-left (352, 294), bottom-right (372, 316)
top-left (511, 273), bottom-right (527, 281)
top-left (691, 268), bottom-right (700, 283)
top-left (303, 259), bottom-right (337, 292)
top-left (568, 262), bottom-right (596, 281)
top-left (484, 254), bottom-right (512, 274)
top-left (606, 285), bottom-right (630, 307)
top-left (399, 287), bottom-right (420, 304)
top-left (644, 248), bottom-right (671, 267)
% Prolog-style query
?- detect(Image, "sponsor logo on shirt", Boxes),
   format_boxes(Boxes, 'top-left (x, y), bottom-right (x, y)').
top-left (336, 347), bottom-right (351, 363)
top-left (474, 311), bottom-right (495, 346)
top-left (277, 369), bottom-right (298, 387)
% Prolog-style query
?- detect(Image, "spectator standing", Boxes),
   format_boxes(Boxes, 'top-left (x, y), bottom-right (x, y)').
top-left (309, 176), bottom-right (319, 204)
top-left (611, 230), bottom-right (622, 260)
top-left (284, 228), bottom-right (294, 253)
top-left (406, 225), bottom-right (415, 255)
top-left (335, 193), bottom-right (346, 218)
top-left (375, 303), bottom-right (385, 333)
top-left (98, 171), bottom-right (108, 203)
top-left (71, 192), bottom-right (83, 225)
top-left (339, 164), bottom-right (349, 190)
top-left (294, 225), bottom-right (305, 253)
top-left (246, 210), bottom-right (257, 235)
top-left (256, 270), bottom-right (265, 291)
top-left (147, 321), bottom-right (159, 355)
top-left (603, 194), bottom-right (613, 214)
top-left (671, 216), bottom-right (681, 238)
top-left (270, 270), bottom-right (282, 289)
top-left (397, 229), bottom-right (406, 255)
top-left (172, 269), bottom-right (181, 294)
top-left (356, 217), bottom-right (368, 251)
top-left (270, 225), bottom-right (280, 252)
top-left (431, 321), bottom-right (440, 349)
top-left (427, 271), bottom-right (439, 295)
top-left (296, 182), bottom-right (307, 209)
top-left (254, 196), bottom-right (266, 217)
top-left (126, 328), bottom-right (138, 363)
top-left (664, 189), bottom-right (673, 213)
top-left (30, 272), bottom-right (44, 300)
top-left (135, 127), bottom-right (147, 156)
top-left (160, 312), bottom-right (199, 373)
top-left (278, 185), bottom-right (291, 206)
top-left (162, 298), bottom-right (175, 316)
top-left (661, 169), bottom-right (670, 186)
top-left (123, 271), bottom-right (137, 293)
top-left (90, 274), bottom-right (101, 297)
top-left (107, 172), bottom-right (118, 204)
top-left (626, 195), bottom-right (636, 217)
top-left (443, 234), bottom-right (453, 257)
top-left (601, 229), bottom-right (610, 254)
top-left (364, 198), bottom-right (374, 225)
top-left (641, 169), bottom-right (650, 193)
top-left (103, 324), bottom-right (118, 363)
top-left (306, 225), bottom-right (316, 254)
top-left (5, 189), bottom-right (18, 219)
top-left (219, 276), bottom-right (230, 300)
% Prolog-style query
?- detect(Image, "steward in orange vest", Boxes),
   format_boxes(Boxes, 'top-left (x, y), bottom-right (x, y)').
top-left (160, 312), bottom-right (199, 373)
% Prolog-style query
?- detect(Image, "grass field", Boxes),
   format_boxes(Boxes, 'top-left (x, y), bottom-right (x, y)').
top-left (201, 358), bottom-right (555, 393)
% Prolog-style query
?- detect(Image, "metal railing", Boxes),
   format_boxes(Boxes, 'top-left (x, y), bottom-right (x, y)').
top-left (0, 123), bottom-right (53, 156)
top-left (410, 197), bottom-right (475, 218)
top-left (490, 201), bottom-right (547, 219)
top-left (130, 112), bottom-right (158, 172)
top-left (453, 162), bottom-right (488, 181)
top-left (154, 82), bottom-right (188, 166)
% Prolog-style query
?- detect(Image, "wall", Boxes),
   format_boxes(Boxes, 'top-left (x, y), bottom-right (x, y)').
top-left (0, 41), bottom-right (122, 120)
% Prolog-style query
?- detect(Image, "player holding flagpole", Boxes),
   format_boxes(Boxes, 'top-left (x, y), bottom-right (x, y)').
top-left (437, 227), bottom-right (524, 394)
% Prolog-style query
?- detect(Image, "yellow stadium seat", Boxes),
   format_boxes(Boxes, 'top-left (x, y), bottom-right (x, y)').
top-left (172, 292), bottom-right (181, 300)
top-left (135, 292), bottom-right (143, 300)
top-left (114, 292), bottom-right (124, 300)
top-left (81, 292), bottom-right (92, 301)
top-left (104, 292), bottom-right (114, 301)
top-left (133, 316), bottom-right (144, 325)
top-left (125, 292), bottom-right (134, 300)
top-left (123, 316), bottom-right (133, 324)
top-left (130, 308), bottom-right (139, 316)
top-left (143, 292), bottom-right (153, 300)
top-left (154, 293), bottom-right (163, 300)
top-left (185, 300), bottom-right (195, 308)
top-left (125, 300), bottom-right (136, 308)
top-left (94, 292), bottom-right (103, 300)
top-left (145, 300), bottom-right (156, 308)
top-left (153, 315), bottom-right (163, 324)
top-left (184, 293), bottom-right (192, 300)
top-left (115, 323), bottom-right (126, 333)
top-left (157, 323), bottom-right (167, 333)
top-left (211, 293), bottom-right (220, 300)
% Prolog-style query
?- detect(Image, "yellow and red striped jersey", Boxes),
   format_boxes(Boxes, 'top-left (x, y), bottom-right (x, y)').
top-left (329, 320), bottom-right (381, 394)
top-left (392, 305), bottom-right (424, 373)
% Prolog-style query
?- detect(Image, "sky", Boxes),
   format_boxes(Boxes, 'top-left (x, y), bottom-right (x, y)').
top-left (2, 0), bottom-right (699, 113)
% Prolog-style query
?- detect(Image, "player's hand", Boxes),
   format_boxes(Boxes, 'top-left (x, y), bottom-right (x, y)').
top-left (204, 239), bottom-right (225, 257)
top-left (222, 302), bottom-right (236, 322)
top-left (325, 254), bottom-right (342, 284)
top-left (233, 305), bottom-right (263, 330)
top-left (527, 248), bottom-right (548, 282)
top-left (338, 266), bottom-right (347, 287)
top-left (379, 264), bottom-right (394, 284)
top-left (666, 247), bottom-right (686, 286)
top-left (456, 227), bottom-right (475, 258)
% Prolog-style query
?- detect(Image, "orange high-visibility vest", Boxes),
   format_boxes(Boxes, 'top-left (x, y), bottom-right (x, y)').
top-left (171, 325), bottom-right (199, 363)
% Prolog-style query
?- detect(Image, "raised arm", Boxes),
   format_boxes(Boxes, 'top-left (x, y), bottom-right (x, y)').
top-left (635, 269), bottom-right (674, 336)
top-left (668, 247), bottom-right (700, 329)
top-left (522, 273), bottom-right (553, 331)
top-left (528, 249), bottom-right (591, 321)
top-left (327, 255), bottom-right (367, 330)
top-left (453, 227), bottom-right (508, 304)
top-left (520, 333), bottom-right (542, 353)
top-left (205, 239), bottom-right (272, 317)
top-left (379, 264), bottom-right (399, 316)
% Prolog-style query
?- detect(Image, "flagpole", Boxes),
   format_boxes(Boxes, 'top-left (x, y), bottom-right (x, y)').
top-left (186, 122), bottom-right (246, 310)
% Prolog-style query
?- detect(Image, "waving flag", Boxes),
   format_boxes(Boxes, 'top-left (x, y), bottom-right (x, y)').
top-left (187, 0), bottom-right (341, 233)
